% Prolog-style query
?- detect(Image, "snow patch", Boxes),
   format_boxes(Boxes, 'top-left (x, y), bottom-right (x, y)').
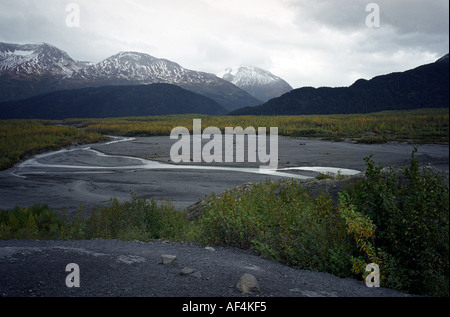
top-left (12, 50), bottom-right (34, 56)
top-left (218, 65), bottom-right (282, 86)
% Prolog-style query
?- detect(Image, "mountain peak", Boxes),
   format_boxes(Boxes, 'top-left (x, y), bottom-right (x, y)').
top-left (0, 42), bottom-right (83, 76)
top-left (218, 65), bottom-right (293, 102)
top-left (0, 42), bottom-right (262, 110)
top-left (111, 51), bottom-right (158, 62)
top-left (230, 57), bottom-right (449, 116)
top-left (218, 65), bottom-right (280, 85)
top-left (72, 50), bottom-right (194, 83)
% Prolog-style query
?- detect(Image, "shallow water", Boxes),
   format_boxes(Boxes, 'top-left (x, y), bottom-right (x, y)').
top-left (0, 136), bottom-right (447, 214)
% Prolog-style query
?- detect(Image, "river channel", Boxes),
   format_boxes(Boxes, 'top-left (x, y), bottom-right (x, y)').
top-left (0, 136), bottom-right (447, 215)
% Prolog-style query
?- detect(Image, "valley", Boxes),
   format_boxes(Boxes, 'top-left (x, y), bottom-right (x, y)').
top-left (0, 134), bottom-right (447, 215)
top-left (0, 40), bottom-right (448, 298)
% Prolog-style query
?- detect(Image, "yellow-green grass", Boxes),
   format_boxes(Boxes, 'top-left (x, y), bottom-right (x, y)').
top-left (64, 108), bottom-right (449, 144)
top-left (0, 119), bottom-right (107, 170)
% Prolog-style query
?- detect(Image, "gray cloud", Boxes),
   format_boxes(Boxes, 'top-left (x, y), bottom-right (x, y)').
top-left (0, 0), bottom-right (448, 88)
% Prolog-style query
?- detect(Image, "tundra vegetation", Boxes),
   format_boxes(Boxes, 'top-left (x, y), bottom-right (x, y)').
top-left (64, 108), bottom-right (448, 144)
top-left (0, 119), bottom-right (107, 170)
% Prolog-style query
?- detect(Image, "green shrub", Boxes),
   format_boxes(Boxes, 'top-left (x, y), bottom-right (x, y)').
top-left (193, 148), bottom-right (448, 296)
top-left (67, 193), bottom-right (188, 241)
top-left (194, 180), bottom-right (354, 277)
top-left (337, 192), bottom-right (394, 285)
top-left (1, 193), bottom-right (190, 242)
top-left (0, 204), bottom-right (64, 239)
top-left (346, 148), bottom-right (449, 296)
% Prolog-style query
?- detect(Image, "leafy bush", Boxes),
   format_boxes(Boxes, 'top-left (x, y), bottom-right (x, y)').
top-left (345, 148), bottom-right (449, 296)
top-left (337, 192), bottom-right (397, 287)
top-left (1, 193), bottom-right (189, 242)
top-left (194, 180), bottom-right (354, 277)
top-left (194, 148), bottom-right (449, 296)
top-left (0, 204), bottom-right (64, 239)
top-left (65, 193), bottom-right (189, 241)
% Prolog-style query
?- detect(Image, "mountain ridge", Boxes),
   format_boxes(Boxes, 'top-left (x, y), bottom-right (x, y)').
top-left (230, 54), bottom-right (449, 116)
top-left (0, 42), bottom-right (261, 111)
top-left (0, 83), bottom-right (228, 119)
top-left (0, 42), bottom-right (84, 76)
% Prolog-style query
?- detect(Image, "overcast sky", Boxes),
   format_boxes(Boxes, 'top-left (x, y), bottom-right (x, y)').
top-left (0, 0), bottom-right (448, 88)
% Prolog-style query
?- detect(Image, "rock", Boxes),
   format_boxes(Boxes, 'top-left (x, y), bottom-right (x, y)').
top-left (180, 267), bottom-right (197, 275)
top-left (205, 247), bottom-right (215, 252)
top-left (161, 254), bottom-right (177, 265)
top-left (236, 273), bottom-right (260, 294)
top-left (180, 267), bottom-right (202, 278)
top-left (192, 271), bottom-right (202, 279)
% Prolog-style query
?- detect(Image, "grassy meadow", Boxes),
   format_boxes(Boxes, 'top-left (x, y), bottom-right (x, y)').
top-left (64, 108), bottom-right (449, 144)
top-left (0, 120), bottom-right (107, 170)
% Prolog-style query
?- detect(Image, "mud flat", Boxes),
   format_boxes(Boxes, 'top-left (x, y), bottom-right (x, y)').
top-left (0, 136), bottom-right (448, 215)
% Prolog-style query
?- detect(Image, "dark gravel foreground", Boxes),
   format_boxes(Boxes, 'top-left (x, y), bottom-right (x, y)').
top-left (1, 239), bottom-right (411, 298)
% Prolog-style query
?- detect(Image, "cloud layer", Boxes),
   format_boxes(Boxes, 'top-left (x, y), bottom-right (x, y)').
top-left (0, 0), bottom-right (448, 88)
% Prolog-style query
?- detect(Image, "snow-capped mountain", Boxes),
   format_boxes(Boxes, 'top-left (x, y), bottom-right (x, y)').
top-left (62, 51), bottom-right (260, 110)
top-left (231, 54), bottom-right (449, 116)
top-left (68, 51), bottom-right (219, 85)
top-left (218, 65), bottom-right (293, 102)
top-left (0, 42), bottom-right (84, 76)
top-left (0, 42), bottom-right (261, 111)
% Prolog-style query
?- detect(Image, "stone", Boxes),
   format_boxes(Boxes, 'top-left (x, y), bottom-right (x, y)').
top-left (205, 246), bottom-right (215, 252)
top-left (191, 271), bottom-right (202, 279)
top-left (180, 267), bottom-right (202, 278)
top-left (236, 273), bottom-right (260, 294)
top-left (180, 267), bottom-right (197, 275)
top-left (161, 254), bottom-right (177, 265)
